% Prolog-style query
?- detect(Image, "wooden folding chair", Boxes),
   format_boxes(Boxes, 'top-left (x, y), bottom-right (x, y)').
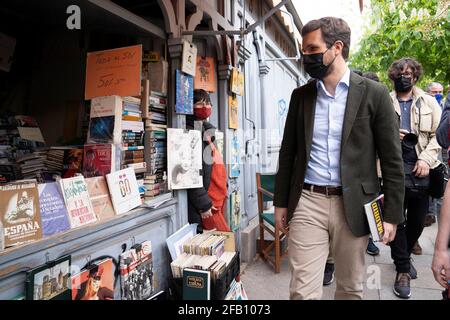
top-left (256, 173), bottom-right (289, 273)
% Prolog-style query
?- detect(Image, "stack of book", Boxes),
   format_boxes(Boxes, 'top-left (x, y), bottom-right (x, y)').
top-left (182, 233), bottom-right (227, 258)
top-left (143, 91), bottom-right (169, 202)
top-left (121, 96), bottom-right (146, 198)
top-left (16, 149), bottom-right (48, 180)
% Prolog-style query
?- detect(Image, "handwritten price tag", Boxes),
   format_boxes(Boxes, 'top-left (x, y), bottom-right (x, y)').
top-left (85, 45), bottom-right (142, 100)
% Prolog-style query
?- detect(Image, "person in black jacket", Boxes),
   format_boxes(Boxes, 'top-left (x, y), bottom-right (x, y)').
top-left (186, 89), bottom-right (218, 233)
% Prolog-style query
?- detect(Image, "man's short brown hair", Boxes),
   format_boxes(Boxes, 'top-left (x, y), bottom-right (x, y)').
top-left (301, 17), bottom-right (351, 60)
top-left (388, 57), bottom-right (423, 81)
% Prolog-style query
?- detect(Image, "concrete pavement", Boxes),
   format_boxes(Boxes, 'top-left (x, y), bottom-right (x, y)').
top-left (240, 222), bottom-right (444, 300)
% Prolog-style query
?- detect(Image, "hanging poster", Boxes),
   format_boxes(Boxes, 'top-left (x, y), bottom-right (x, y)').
top-left (229, 132), bottom-right (240, 178)
top-left (228, 95), bottom-right (239, 129)
top-left (85, 44), bottom-right (142, 100)
top-left (167, 128), bottom-right (202, 190)
top-left (230, 68), bottom-right (244, 96)
top-left (175, 70), bottom-right (194, 115)
top-left (194, 56), bottom-right (216, 92)
top-left (230, 191), bottom-right (241, 232)
top-left (181, 40), bottom-right (197, 76)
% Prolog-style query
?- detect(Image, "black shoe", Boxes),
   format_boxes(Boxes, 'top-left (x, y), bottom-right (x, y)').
top-left (410, 262), bottom-right (418, 279)
top-left (366, 238), bottom-right (380, 256)
top-left (393, 272), bottom-right (411, 299)
top-left (323, 263), bottom-right (335, 286)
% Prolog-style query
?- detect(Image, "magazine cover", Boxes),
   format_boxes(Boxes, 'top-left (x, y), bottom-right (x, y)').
top-left (106, 167), bottom-right (141, 215)
top-left (0, 180), bottom-right (42, 247)
top-left (25, 255), bottom-right (71, 300)
top-left (364, 194), bottom-right (384, 242)
top-left (120, 240), bottom-right (156, 300)
top-left (194, 56), bottom-right (216, 92)
top-left (38, 182), bottom-right (71, 237)
top-left (85, 176), bottom-right (115, 221)
top-left (59, 176), bottom-right (97, 228)
top-left (71, 258), bottom-right (115, 300)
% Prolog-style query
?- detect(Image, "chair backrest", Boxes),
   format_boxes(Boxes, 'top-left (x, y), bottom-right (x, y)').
top-left (256, 173), bottom-right (276, 214)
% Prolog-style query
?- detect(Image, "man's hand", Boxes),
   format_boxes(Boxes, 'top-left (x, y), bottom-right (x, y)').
top-left (413, 159), bottom-right (430, 177)
top-left (432, 249), bottom-right (450, 288)
top-left (382, 222), bottom-right (397, 244)
top-left (200, 208), bottom-right (213, 219)
top-left (399, 129), bottom-right (409, 141)
top-left (275, 207), bottom-right (288, 230)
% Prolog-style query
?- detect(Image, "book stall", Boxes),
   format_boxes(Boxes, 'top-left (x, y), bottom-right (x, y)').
top-left (0, 1), bottom-right (246, 301)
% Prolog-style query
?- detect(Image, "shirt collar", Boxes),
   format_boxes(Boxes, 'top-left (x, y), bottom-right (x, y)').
top-left (316, 67), bottom-right (350, 95)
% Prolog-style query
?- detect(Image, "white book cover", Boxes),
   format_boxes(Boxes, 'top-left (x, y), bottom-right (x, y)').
top-left (106, 167), bottom-right (142, 215)
top-left (59, 176), bottom-right (97, 229)
top-left (88, 95), bottom-right (123, 145)
top-left (363, 194), bottom-right (384, 242)
top-left (167, 128), bottom-right (203, 190)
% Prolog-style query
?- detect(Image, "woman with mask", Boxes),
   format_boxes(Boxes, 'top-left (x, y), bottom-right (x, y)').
top-left (388, 57), bottom-right (442, 299)
top-left (186, 89), bottom-right (230, 233)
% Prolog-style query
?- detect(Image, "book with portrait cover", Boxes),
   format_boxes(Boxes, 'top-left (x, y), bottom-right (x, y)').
top-left (59, 176), bottom-right (97, 229)
top-left (83, 144), bottom-right (120, 178)
top-left (106, 167), bottom-right (141, 215)
top-left (85, 176), bottom-right (115, 221)
top-left (119, 240), bottom-right (155, 300)
top-left (364, 194), bottom-right (384, 242)
top-left (0, 180), bottom-right (43, 247)
top-left (71, 258), bottom-right (114, 300)
top-left (38, 182), bottom-right (71, 237)
top-left (25, 255), bottom-right (71, 300)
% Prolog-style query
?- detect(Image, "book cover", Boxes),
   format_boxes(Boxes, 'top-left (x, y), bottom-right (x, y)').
top-left (167, 129), bottom-right (202, 190)
top-left (85, 176), bottom-right (115, 221)
top-left (230, 67), bottom-right (244, 96)
top-left (106, 167), bottom-right (142, 215)
top-left (38, 182), bottom-right (71, 237)
top-left (364, 194), bottom-right (384, 242)
top-left (25, 255), bottom-right (71, 300)
top-left (87, 95), bottom-right (123, 145)
top-left (83, 144), bottom-right (118, 178)
top-left (228, 94), bottom-right (239, 129)
top-left (0, 180), bottom-right (43, 247)
top-left (166, 223), bottom-right (197, 261)
top-left (181, 40), bottom-right (197, 76)
top-left (194, 56), bottom-right (216, 92)
top-left (229, 132), bottom-right (240, 178)
top-left (59, 176), bottom-right (97, 229)
top-left (61, 148), bottom-right (84, 178)
top-left (183, 268), bottom-right (210, 300)
top-left (175, 69), bottom-right (194, 115)
top-left (0, 220), bottom-right (4, 251)
top-left (71, 258), bottom-right (115, 300)
top-left (119, 240), bottom-right (156, 300)
top-left (230, 191), bottom-right (241, 232)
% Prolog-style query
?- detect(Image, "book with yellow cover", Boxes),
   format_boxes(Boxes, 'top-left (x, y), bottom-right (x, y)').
top-left (364, 194), bottom-right (384, 242)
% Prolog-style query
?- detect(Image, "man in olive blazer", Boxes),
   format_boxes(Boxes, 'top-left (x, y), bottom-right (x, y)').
top-left (274, 17), bottom-right (405, 300)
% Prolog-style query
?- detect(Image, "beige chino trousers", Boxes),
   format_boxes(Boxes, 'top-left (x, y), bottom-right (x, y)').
top-left (288, 189), bottom-right (369, 300)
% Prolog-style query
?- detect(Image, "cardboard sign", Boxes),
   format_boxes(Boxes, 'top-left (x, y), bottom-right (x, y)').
top-left (85, 45), bottom-right (142, 100)
top-left (194, 56), bottom-right (216, 92)
top-left (181, 40), bottom-right (197, 76)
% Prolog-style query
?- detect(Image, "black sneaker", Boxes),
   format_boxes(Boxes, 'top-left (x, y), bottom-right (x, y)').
top-left (366, 238), bottom-right (380, 256)
top-left (323, 263), bottom-right (335, 286)
top-left (410, 262), bottom-right (418, 279)
top-left (393, 272), bottom-right (411, 299)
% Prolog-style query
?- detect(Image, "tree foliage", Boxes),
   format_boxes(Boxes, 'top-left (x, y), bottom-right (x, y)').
top-left (350, 0), bottom-right (450, 89)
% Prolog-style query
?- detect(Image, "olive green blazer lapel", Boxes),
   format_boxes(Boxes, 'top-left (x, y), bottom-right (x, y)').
top-left (341, 73), bottom-right (366, 150)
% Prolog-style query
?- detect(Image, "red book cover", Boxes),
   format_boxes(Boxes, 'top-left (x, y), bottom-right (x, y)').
top-left (83, 144), bottom-right (115, 178)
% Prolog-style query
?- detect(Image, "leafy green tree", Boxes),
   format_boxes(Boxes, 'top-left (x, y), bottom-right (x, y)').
top-left (350, 0), bottom-right (450, 90)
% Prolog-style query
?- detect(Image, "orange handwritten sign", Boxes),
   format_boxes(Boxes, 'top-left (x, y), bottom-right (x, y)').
top-left (85, 45), bottom-right (142, 100)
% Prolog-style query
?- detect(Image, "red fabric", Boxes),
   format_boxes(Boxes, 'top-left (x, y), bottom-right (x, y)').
top-left (202, 136), bottom-right (230, 232)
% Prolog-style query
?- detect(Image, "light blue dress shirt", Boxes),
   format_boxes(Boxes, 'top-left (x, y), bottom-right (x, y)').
top-left (304, 68), bottom-right (351, 187)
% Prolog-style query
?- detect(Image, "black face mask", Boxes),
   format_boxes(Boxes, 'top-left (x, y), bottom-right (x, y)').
top-left (394, 76), bottom-right (413, 92)
top-left (303, 47), bottom-right (337, 80)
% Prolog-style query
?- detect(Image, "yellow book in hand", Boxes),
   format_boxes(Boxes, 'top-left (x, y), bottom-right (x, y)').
top-left (364, 194), bottom-right (385, 242)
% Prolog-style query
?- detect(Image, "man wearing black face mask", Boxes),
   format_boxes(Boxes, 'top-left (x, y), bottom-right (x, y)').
top-left (387, 57), bottom-right (442, 299)
top-left (274, 17), bottom-right (404, 300)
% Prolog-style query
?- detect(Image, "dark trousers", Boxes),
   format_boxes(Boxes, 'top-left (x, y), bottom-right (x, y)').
top-left (390, 187), bottom-right (429, 273)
